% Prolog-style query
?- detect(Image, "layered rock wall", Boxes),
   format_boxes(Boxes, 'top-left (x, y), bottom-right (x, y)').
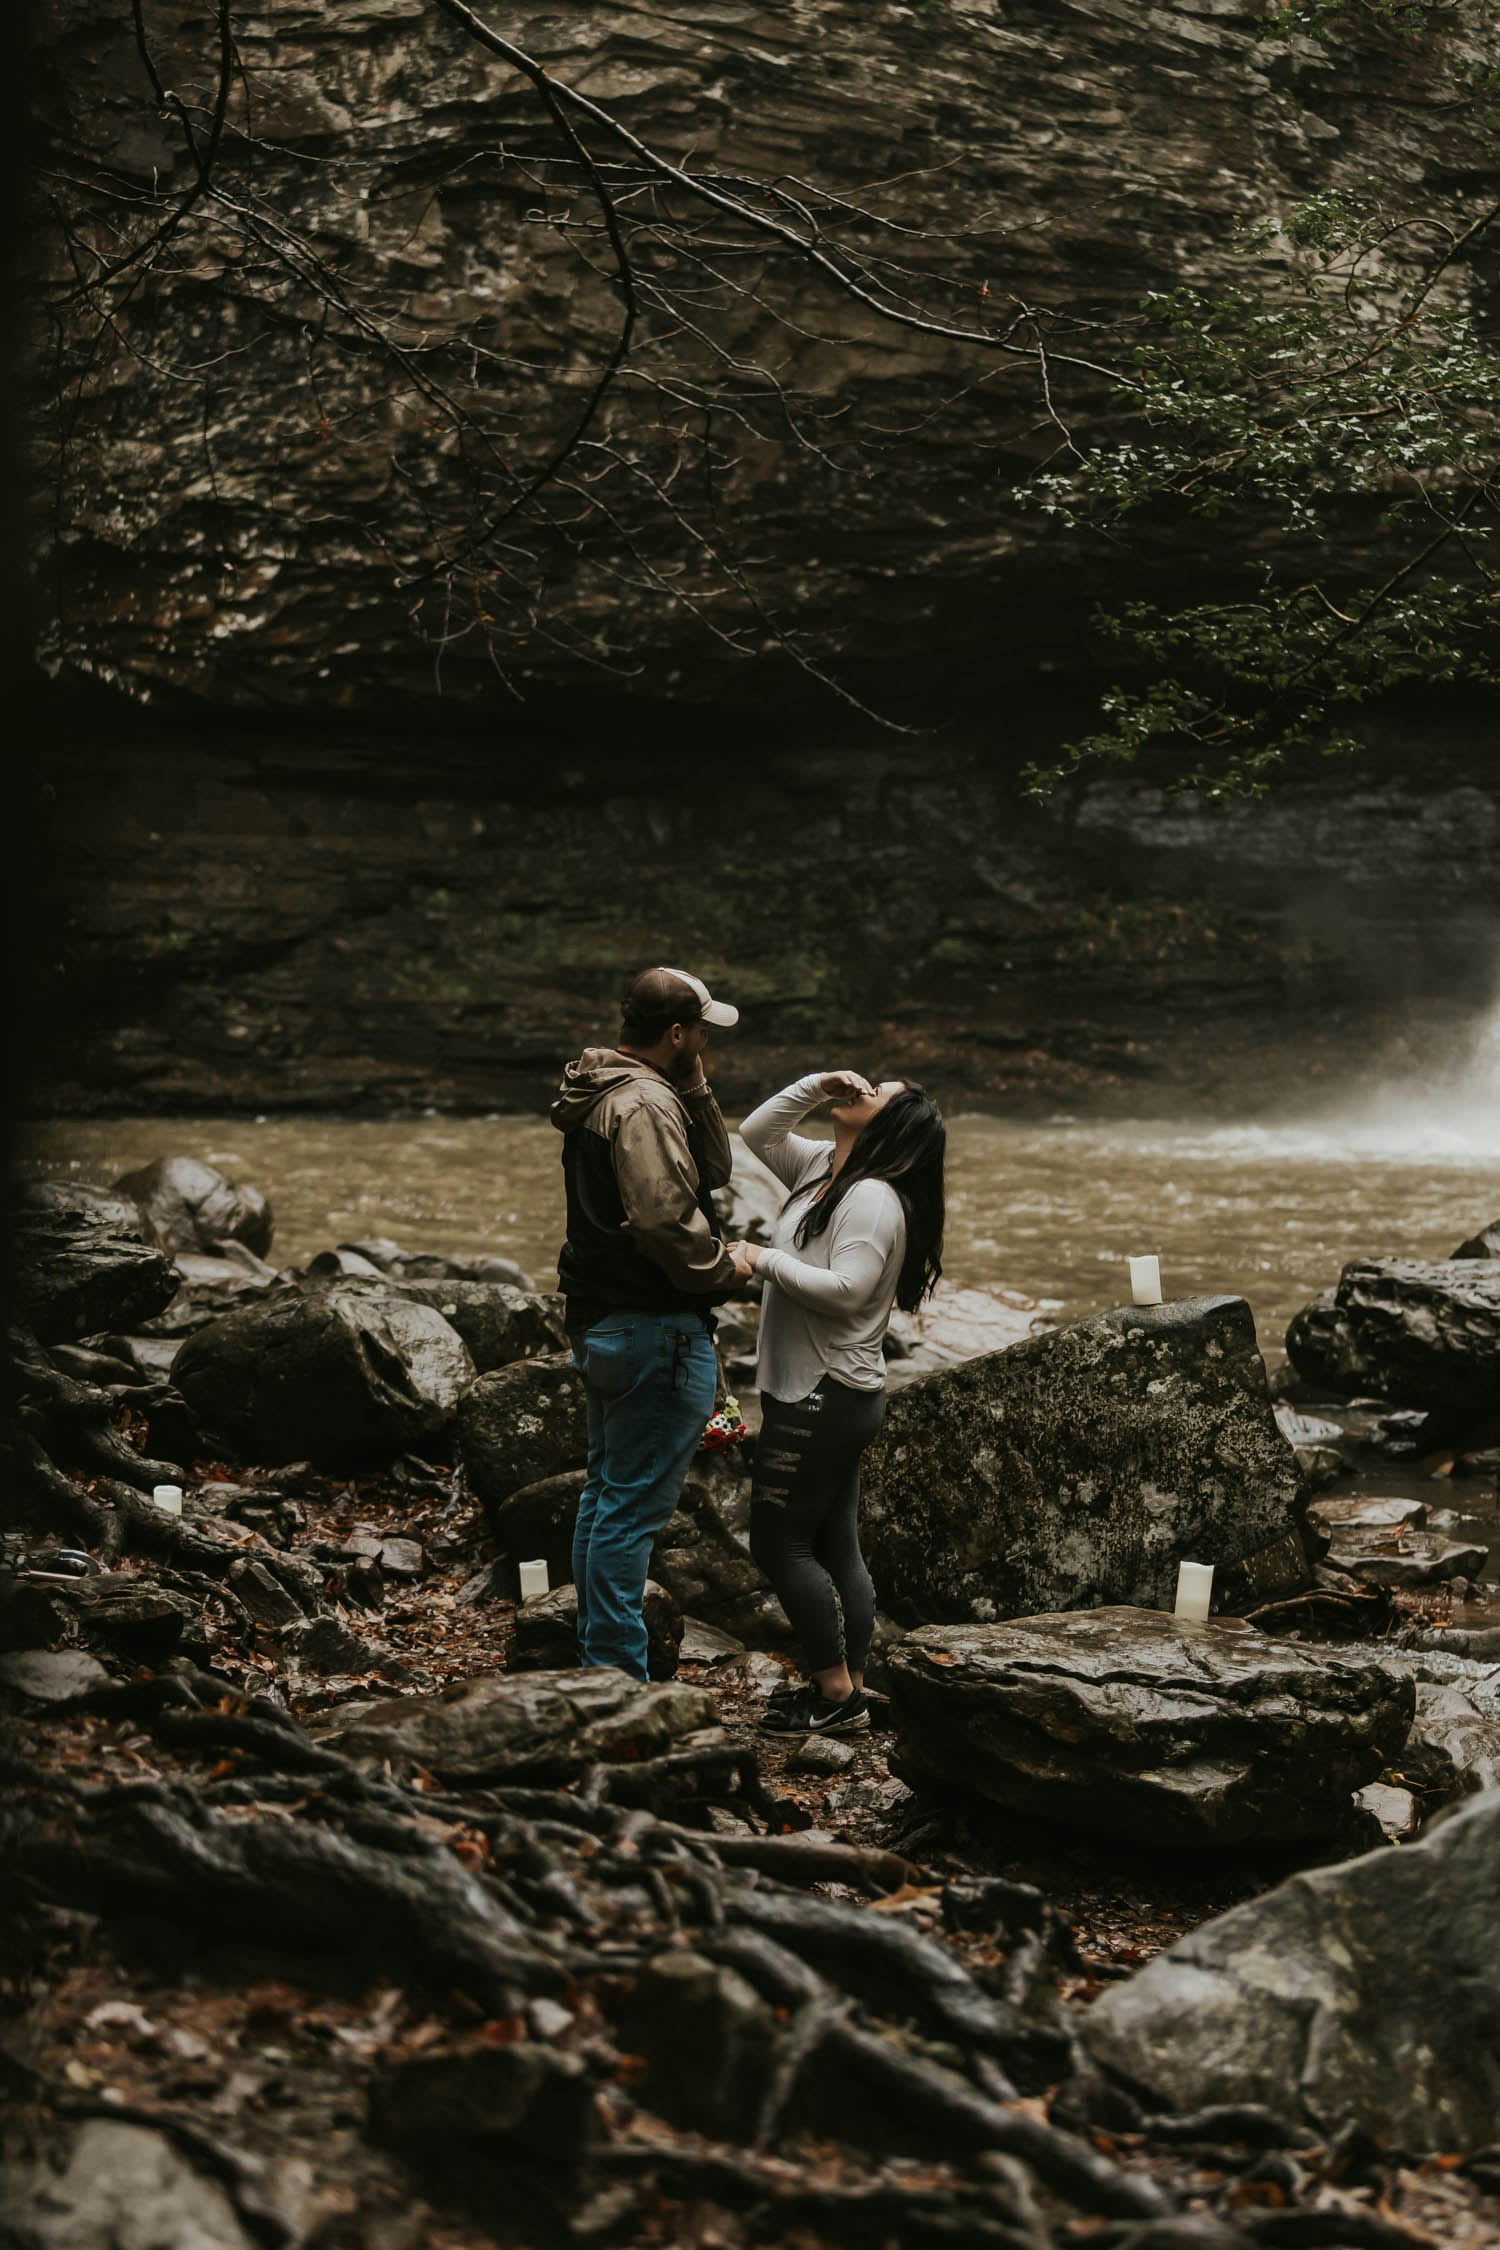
top-left (30, 704), bottom-right (1500, 1113)
top-left (29, 0), bottom-right (1500, 712)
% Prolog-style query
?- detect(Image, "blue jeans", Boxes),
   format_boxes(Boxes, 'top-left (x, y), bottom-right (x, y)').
top-left (571, 1312), bottom-right (717, 1681)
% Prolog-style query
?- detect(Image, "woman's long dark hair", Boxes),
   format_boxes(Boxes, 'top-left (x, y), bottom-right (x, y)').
top-left (793, 1083), bottom-right (945, 1311)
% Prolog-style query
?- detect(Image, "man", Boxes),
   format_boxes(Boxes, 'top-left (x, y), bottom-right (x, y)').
top-left (551, 966), bottom-right (740, 1680)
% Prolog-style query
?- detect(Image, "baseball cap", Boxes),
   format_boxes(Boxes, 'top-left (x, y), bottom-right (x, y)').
top-left (651, 965), bottom-right (740, 1028)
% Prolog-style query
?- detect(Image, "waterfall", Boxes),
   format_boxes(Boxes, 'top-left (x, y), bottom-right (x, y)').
top-left (1348, 986), bottom-right (1500, 1158)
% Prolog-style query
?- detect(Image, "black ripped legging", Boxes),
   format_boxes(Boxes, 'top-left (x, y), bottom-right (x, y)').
top-left (749, 1376), bottom-right (886, 1674)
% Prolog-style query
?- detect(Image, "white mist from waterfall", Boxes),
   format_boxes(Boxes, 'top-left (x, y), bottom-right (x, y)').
top-left (1140, 988), bottom-right (1500, 1167)
top-left (1318, 991), bottom-right (1497, 1161)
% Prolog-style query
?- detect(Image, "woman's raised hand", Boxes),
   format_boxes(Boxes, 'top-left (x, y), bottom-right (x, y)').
top-left (818, 1069), bottom-right (875, 1103)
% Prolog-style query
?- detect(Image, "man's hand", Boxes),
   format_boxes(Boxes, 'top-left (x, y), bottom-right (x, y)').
top-left (818, 1069), bottom-right (875, 1103)
top-left (728, 1239), bottom-right (760, 1284)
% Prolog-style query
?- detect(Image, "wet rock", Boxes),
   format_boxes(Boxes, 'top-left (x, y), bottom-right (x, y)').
top-left (1353, 1780), bottom-right (1418, 1842)
top-left (885, 1282), bottom-right (1054, 1385)
top-left (624, 1951), bottom-right (778, 2140)
top-left (0, 2120), bottom-right (258, 2250)
top-left (138, 1245), bottom-right (284, 1338)
top-left (1084, 1790), bottom-right (1500, 2154)
top-left (370, 2041), bottom-right (595, 2163)
top-left (886, 1609), bottom-right (1413, 1848)
top-left (313, 1668), bottom-right (717, 1785)
top-left (1307, 1495), bottom-right (1426, 1533)
top-left (102, 1333), bottom-right (182, 1380)
top-left (509, 1580), bottom-right (683, 1681)
top-left (114, 1155), bottom-right (273, 1261)
top-left (174, 1278), bottom-right (474, 1468)
top-left (1409, 1623), bottom-right (1500, 1662)
top-left (1455, 1443), bottom-right (1500, 1479)
top-left (11, 1181), bottom-right (180, 1343)
top-left (344, 1238), bottom-right (535, 1290)
top-left (305, 1246), bottom-right (386, 1278)
top-left (1325, 1530), bottom-right (1489, 1588)
top-left (1407, 1682), bottom-right (1500, 1795)
top-left (1286, 1259), bottom-right (1500, 1414)
top-left (1273, 1405), bottom-right (1346, 1448)
top-left (0, 1649), bottom-right (110, 1701)
top-left (863, 1296), bottom-right (1304, 1625)
top-left (1454, 1218), bottom-right (1500, 1259)
top-left (459, 1354), bottom-right (588, 1510)
top-left (1374, 1406), bottom-right (1430, 1458)
top-left (679, 1617), bottom-right (747, 1664)
top-left (378, 1279), bottom-right (566, 1374)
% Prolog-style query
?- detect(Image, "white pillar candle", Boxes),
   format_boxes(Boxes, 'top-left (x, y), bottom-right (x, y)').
top-left (152, 1484), bottom-right (184, 1517)
top-left (518, 1559), bottom-right (550, 1601)
top-left (1174, 1561), bottom-right (1214, 1622)
top-left (1129, 1254), bottom-right (1163, 1306)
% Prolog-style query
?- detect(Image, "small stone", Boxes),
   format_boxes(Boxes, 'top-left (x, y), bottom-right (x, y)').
top-left (527, 1998), bottom-right (574, 2040)
top-left (227, 1557), bottom-right (305, 1626)
top-left (719, 1651), bottom-right (791, 1696)
top-left (281, 1614), bottom-right (387, 1675)
top-left (786, 1736), bottom-right (856, 1775)
top-left (1309, 1496), bottom-right (1426, 1532)
top-left (0, 1649), bottom-right (109, 1701)
top-left (1354, 1782), bottom-right (1418, 1841)
top-left (678, 1617), bottom-right (747, 1663)
top-left (376, 1538), bottom-right (426, 1579)
top-left (1328, 1532), bottom-right (1489, 1588)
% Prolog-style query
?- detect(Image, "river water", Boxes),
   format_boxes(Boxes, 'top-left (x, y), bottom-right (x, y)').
top-left (22, 1101), bottom-right (1500, 1354)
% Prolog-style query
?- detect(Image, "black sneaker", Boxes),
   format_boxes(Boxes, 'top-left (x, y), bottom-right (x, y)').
top-left (757, 1686), bottom-right (870, 1736)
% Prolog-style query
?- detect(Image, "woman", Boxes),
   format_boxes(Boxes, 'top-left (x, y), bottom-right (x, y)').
top-left (729, 1068), bottom-right (946, 1735)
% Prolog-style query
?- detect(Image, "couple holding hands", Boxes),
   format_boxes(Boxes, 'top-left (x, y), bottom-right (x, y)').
top-left (551, 965), bottom-right (946, 1736)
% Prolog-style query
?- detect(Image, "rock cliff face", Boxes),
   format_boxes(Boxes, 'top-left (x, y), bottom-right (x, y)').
top-left (30, 0), bottom-right (1500, 714)
top-left (30, 704), bottom-right (1500, 1114)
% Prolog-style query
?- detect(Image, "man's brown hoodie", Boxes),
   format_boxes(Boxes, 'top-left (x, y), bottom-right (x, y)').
top-left (550, 1047), bottom-right (737, 1324)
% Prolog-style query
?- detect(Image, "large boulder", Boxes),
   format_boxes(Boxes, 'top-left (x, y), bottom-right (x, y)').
top-left (1083, 1789), bottom-right (1500, 2155)
top-left (114, 1155), bottom-right (273, 1260)
top-left (861, 1296), bottom-right (1303, 1624)
top-left (314, 1667), bottom-right (715, 1785)
top-left (1286, 1258), bottom-right (1500, 1414)
top-left (886, 1609), bottom-right (1414, 1848)
top-left (10, 1182), bottom-right (180, 1342)
top-left (1454, 1218), bottom-right (1500, 1259)
top-left (173, 1279), bottom-right (474, 1467)
top-left (376, 1280), bottom-right (566, 1374)
top-left (459, 1354), bottom-right (588, 1508)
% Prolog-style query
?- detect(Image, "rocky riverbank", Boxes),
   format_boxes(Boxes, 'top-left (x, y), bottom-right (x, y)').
top-left (4, 1156), bottom-right (1500, 2249)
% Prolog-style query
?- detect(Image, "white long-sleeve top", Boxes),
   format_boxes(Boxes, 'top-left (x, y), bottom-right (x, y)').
top-left (738, 1074), bottom-right (906, 1402)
